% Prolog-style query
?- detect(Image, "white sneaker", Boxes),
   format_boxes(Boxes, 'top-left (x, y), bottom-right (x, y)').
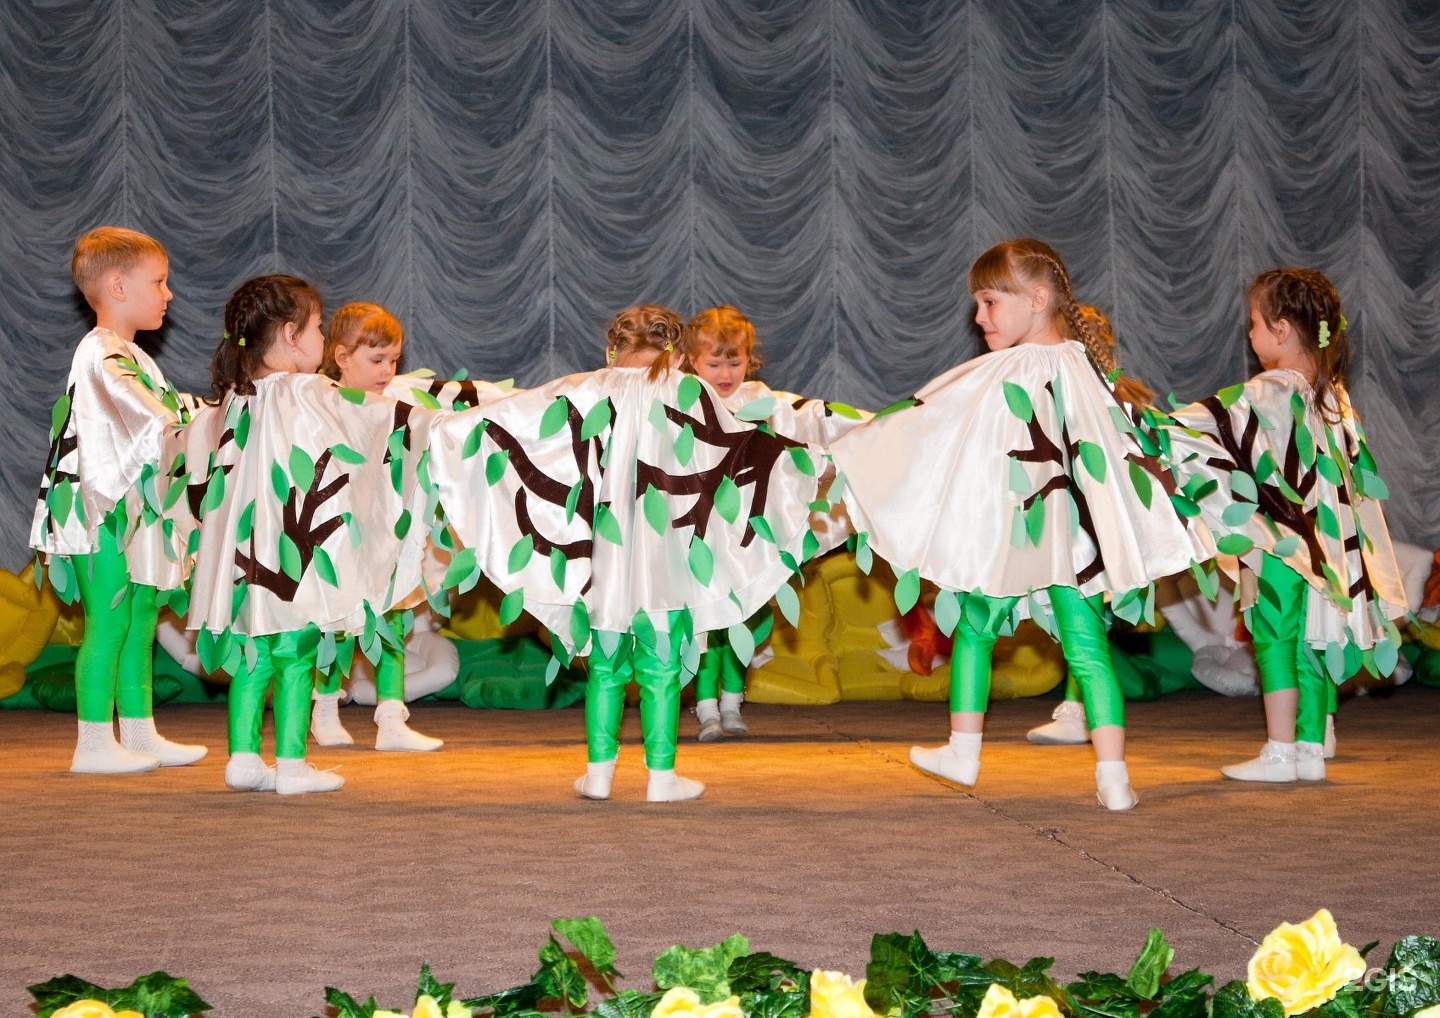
top-left (310, 690), bottom-right (354, 747)
top-left (697, 716), bottom-right (724, 742)
top-left (1026, 700), bottom-right (1088, 745)
top-left (373, 700), bottom-right (443, 752)
top-left (575, 759), bottom-right (616, 800)
top-left (225, 752), bottom-right (278, 791)
top-left (646, 768), bottom-right (705, 801)
top-left (118, 716), bottom-right (208, 766)
top-left (1324, 714), bottom-right (1336, 759)
top-left (71, 720), bottom-right (160, 774)
top-left (275, 759), bottom-right (344, 794)
top-left (1095, 762), bottom-right (1138, 811)
top-left (1296, 741), bottom-right (1327, 781)
top-left (1221, 741), bottom-right (1298, 782)
top-left (720, 709), bottom-right (748, 735)
top-left (909, 744), bottom-right (980, 786)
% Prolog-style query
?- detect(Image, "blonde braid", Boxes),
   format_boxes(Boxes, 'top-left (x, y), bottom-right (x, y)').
top-left (1035, 247), bottom-right (1151, 407)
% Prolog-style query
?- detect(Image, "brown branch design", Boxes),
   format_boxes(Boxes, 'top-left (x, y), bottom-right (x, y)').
top-left (234, 449), bottom-right (348, 603)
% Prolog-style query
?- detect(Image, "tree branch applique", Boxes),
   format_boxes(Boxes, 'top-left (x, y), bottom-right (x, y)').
top-left (233, 447), bottom-right (348, 603)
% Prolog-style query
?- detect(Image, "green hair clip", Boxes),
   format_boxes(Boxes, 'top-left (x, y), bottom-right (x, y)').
top-left (223, 328), bottom-right (246, 348)
top-left (1317, 321), bottom-right (1331, 349)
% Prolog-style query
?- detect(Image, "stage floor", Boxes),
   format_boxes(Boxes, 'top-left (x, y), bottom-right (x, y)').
top-left (2, 687), bottom-right (1437, 1017)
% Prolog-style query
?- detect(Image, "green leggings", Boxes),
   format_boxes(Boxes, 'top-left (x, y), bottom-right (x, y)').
top-left (586, 627), bottom-right (682, 769)
top-left (951, 586), bottom-right (1125, 730)
top-left (316, 626), bottom-right (405, 700)
top-left (1251, 553), bottom-right (1330, 744)
top-left (228, 630), bottom-right (319, 759)
top-left (71, 515), bottom-right (158, 723)
top-left (694, 608), bottom-right (772, 700)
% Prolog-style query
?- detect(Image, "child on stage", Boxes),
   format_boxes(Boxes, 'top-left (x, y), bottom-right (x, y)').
top-left (830, 238), bottom-right (1213, 810)
top-left (1161, 268), bottom-right (1407, 782)
top-left (680, 305), bottom-right (871, 740)
top-left (307, 301), bottom-right (442, 753)
top-left (183, 277), bottom-right (438, 794)
top-left (426, 304), bottom-right (825, 800)
top-left (32, 227), bottom-right (206, 773)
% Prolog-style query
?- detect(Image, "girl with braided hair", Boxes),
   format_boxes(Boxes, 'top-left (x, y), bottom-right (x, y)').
top-left (1161, 268), bottom-right (1407, 783)
top-left (830, 238), bottom-right (1213, 810)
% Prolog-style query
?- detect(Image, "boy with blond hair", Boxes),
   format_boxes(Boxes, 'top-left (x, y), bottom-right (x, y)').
top-left (31, 226), bottom-right (207, 773)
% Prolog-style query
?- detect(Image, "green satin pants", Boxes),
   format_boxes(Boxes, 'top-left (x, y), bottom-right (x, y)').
top-left (71, 511), bottom-right (158, 723)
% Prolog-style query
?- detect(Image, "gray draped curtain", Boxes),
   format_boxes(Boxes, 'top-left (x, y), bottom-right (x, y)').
top-left (2, 0), bottom-right (1437, 571)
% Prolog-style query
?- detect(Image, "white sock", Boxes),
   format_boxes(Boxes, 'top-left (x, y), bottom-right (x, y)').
top-left (1095, 760), bottom-right (1130, 785)
top-left (947, 732), bottom-right (982, 758)
top-left (719, 691), bottom-right (744, 712)
top-left (695, 698), bottom-right (720, 724)
top-left (276, 757), bottom-right (309, 778)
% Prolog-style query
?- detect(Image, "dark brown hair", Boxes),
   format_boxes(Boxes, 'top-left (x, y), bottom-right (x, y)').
top-left (605, 304), bottom-right (684, 382)
top-left (969, 238), bottom-right (1152, 408)
top-left (1248, 268), bottom-right (1349, 422)
top-left (71, 227), bottom-right (167, 306)
top-left (321, 302), bottom-right (403, 379)
top-left (682, 305), bottom-right (763, 375)
top-left (211, 274), bottom-right (323, 398)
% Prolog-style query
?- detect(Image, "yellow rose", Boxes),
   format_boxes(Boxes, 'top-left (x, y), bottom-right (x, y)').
top-left (1414, 1007), bottom-right (1440, 1018)
top-left (807, 970), bottom-right (877, 1018)
top-left (447, 1001), bottom-right (474, 1018)
top-left (975, 982), bottom-right (1063, 1018)
top-left (413, 995), bottom-right (445, 1018)
top-left (374, 1011), bottom-right (406, 1018)
top-left (51, 1002), bottom-right (117, 1018)
top-left (1247, 909), bottom-right (1366, 1016)
top-left (651, 987), bottom-right (744, 1018)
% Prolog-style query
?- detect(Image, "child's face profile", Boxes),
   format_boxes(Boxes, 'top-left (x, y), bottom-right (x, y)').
top-left (117, 254), bottom-right (173, 332)
top-left (291, 310), bottom-right (326, 374)
top-left (1247, 300), bottom-right (1288, 371)
top-left (972, 288), bottom-right (1042, 351)
top-left (335, 341), bottom-right (402, 393)
top-left (692, 343), bottom-right (749, 397)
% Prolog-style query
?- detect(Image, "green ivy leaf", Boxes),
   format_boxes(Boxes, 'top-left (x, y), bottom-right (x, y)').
top-left (1125, 928), bottom-right (1174, 1000)
top-left (1002, 381), bottom-right (1034, 423)
top-left (653, 935), bottom-right (751, 1004)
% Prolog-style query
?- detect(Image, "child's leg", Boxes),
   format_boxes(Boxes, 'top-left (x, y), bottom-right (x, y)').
top-left (310, 652), bottom-right (354, 747)
top-left (1048, 586), bottom-right (1136, 811)
top-left (373, 624), bottom-right (443, 751)
top-left (720, 608), bottom-right (769, 735)
top-left (1222, 553), bottom-right (1308, 782)
top-left (576, 633), bottom-right (630, 799)
top-left (910, 591), bottom-right (1018, 787)
top-left (273, 630), bottom-right (342, 794)
top-left (69, 527), bottom-right (159, 773)
top-left (1027, 672), bottom-right (1088, 745)
top-left (692, 644), bottom-right (725, 742)
top-left (225, 636), bottom-right (278, 791)
top-left (115, 582), bottom-right (208, 766)
top-left (635, 627), bottom-right (703, 801)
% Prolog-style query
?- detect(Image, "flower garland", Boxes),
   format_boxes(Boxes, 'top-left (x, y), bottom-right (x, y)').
top-left (27, 911), bottom-right (1440, 1018)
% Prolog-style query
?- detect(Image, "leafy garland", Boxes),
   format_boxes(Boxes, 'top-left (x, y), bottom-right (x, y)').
top-left (28, 912), bottom-right (1440, 1018)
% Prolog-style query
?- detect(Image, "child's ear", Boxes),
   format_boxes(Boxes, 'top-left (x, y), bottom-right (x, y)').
top-left (281, 320), bottom-right (299, 346)
top-left (1030, 285), bottom-right (1051, 313)
top-left (332, 344), bottom-right (349, 369)
top-left (105, 271), bottom-right (128, 303)
top-left (1274, 318), bottom-right (1294, 345)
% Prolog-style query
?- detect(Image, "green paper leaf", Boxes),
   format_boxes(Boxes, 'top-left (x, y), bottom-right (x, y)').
top-left (774, 580), bottom-right (800, 627)
top-left (1128, 461), bottom-right (1154, 510)
top-left (594, 503), bottom-right (623, 545)
top-left (1002, 381), bottom-right (1034, 423)
top-left (338, 386), bottom-right (367, 405)
top-left (934, 589), bottom-right (961, 637)
top-left (1216, 384), bottom-right (1246, 409)
top-left (826, 401), bottom-right (863, 419)
top-left (787, 446), bottom-right (816, 476)
top-left (549, 547), bottom-right (567, 589)
top-left (1271, 534), bottom-right (1300, 558)
top-left (486, 449), bottom-right (510, 486)
top-left (736, 395), bottom-right (777, 421)
top-left (569, 600), bottom-right (591, 654)
top-left (278, 532), bottom-right (302, 581)
top-left (331, 442), bottom-right (365, 465)
top-left (749, 515), bottom-right (775, 544)
top-left (442, 547), bottom-right (478, 590)
top-left (565, 479), bottom-right (583, 523)
top-left (1008, 457), bottom-right (1030, 495)
top-left (499, 587), bottom-right (525, 625)
top-left (508, 533), bottom-right (535, 573)
top-left (540, 397), bottom-right (569, 438)
top-left (874, 397), bottom-right (918, 418)
top-left (894, 567), bottom-right (921, 614)
top-left (314, 546), bottom-right (339, 587)
top-left (715, 476), bottom-right (741, 524)
top-left (643, 484), bottom-right (670, 535)
top-left (674, 422), bottom-right (695, 465)
top-left (1078, 441), bottom-right (1107, 483)
top-left (688, 535), bottom-right (714, 585)
top-left (270, 460), bottom-right (290, 504)
top-left (1025, 496), bottom-right (1047, 545)
top-left (1216, 533), bottom-right (1254, 556)
top-left (1229, 470), bottom-right (1258, 504)
top-left (581, 399), bottom-right (612, 440)
top-left (394, 509), bottom-right (412, 539)
top-left (1221, 502), bottom-right (1258, 528)
top-left (49, 393), bottom-right (71, 441)
top-left (677, 374), bottom-right (703, 411)
top-left (727, 622), bottom-right (756, 667)
top-left (1316, 502), bottom-right (1341, 540)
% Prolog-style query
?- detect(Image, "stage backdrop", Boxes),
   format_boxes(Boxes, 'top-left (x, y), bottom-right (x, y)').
top-left (2, 0), bottom-right (1438, 571)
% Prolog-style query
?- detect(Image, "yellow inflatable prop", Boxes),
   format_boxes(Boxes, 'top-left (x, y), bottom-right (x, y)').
top-left (745, 551), bottom-right (1064, 704)
top-left (0, 565), bottom-right (62, 700)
